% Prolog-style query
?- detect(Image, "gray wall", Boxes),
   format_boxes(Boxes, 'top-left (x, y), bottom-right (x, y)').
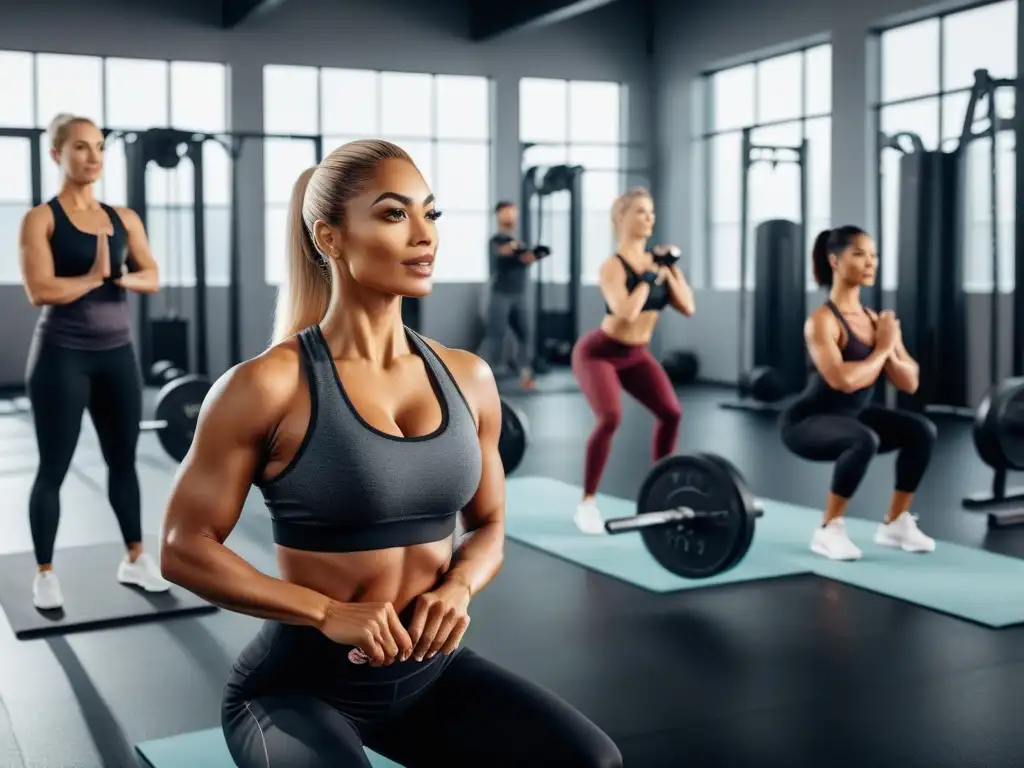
top-left (651, 0), bottom-right (1019, 407)
top-left (0, 0), bottom-right (651, 386)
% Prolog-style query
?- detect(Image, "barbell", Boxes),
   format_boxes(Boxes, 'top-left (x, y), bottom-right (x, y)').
top-left (496, 404), bottom-right (761, 578)
top-left (140, 364), bottom-right (212, 462)
top-left (604, 452), bottom-right (763, 579)
top-left (146, 361), bottom-right (536, 471)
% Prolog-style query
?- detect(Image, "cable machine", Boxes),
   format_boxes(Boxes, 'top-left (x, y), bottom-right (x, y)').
top-left (126, 129), bottom-right (327, 379)
top-left (124, 129), bottom-right (212, 382)
top-left (720, 128), bottom-right (809, 414)
top-left (883, 68), bottom-right (1017, 418)
top-left (520, 163), bottom-right (584, 370)
top-left (957, 70), bottom-right (1019, 382)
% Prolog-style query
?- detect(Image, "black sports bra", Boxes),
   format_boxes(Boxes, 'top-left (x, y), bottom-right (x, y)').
top-left (604, 254), bottom-right (671, 315)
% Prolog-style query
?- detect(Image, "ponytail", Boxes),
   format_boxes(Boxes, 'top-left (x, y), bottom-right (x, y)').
top-left (811, 225), bottom-right (868, 288)
top-left (272, 166), bottom-right (331, 344)
top-left (811, 229), bottom-right (833, 287)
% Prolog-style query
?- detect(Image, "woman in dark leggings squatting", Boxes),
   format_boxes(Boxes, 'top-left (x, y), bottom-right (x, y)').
top-left (18, 113), bottom-right (167, 611)
top-left (780, 226), bottom-right (937, 562)
top-left (159, 141), bottom-right (622, 767)
top-left (570, 187), bottom-right (695, 535)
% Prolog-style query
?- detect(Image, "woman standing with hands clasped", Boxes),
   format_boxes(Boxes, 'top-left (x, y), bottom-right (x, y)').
top-left (571, 187), bottom-right (695, 534)
top-left (18, 113), bottom-right (166, 611)
top-left (779, 226), bottom-right (937, 562)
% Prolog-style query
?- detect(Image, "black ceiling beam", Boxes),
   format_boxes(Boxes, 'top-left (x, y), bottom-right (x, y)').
top-left (221, 0), bottom-right (291, 29)
top-left (470, 0), bottom-right (620, 42)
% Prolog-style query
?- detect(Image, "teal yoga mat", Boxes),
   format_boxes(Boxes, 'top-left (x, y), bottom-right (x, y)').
top-left (504, 476), bottom-right (811, 592)
top-left (506, 476), bottom-right (1024, 628)
top-left (136, 727), bottom-right (403, 768)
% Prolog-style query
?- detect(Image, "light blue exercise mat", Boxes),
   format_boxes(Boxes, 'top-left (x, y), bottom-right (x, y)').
top-left (136, 727), bottom-right (403, 768)
top-left (505, 476), bottom-right (1024, 628)
top-left (503, 476), bottom-right (812, 592)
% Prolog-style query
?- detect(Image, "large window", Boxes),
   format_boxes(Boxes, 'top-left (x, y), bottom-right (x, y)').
top-left (702, 44), bottom-right (832, 290)
top-left (519, 78), bottom-right (633, 285)
top-left (262, 66), bottom-right (492, 286)
top-left (877, 0), bottom-right (1017, 293)
top-left (0, 51), bottom-right (229, 286)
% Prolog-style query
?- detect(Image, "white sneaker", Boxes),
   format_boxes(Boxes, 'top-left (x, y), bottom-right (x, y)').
top-left (574, 501), bottom-right (606, 535)
top-left (874, 512), bottom-right (936, 553)
top-left (810, 518), bottom-right (863, 561)
top-left (33, 571), bottom-right (64, 610)
top-left (117, 552), bottom-right (172, 593)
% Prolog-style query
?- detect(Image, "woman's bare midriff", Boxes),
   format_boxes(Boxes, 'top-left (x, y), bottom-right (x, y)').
top-left (599, 310), bottom-right (660, 347)
top-left (277, 541), bottom-right (454, 615)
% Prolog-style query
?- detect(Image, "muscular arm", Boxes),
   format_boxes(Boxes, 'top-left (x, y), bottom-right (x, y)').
top-left (805, 311), bottom-right (889, 393)
top-left (600, 257), bottom-right (651, 322)
top-left (433, 350), bottom-right (505, 598)
top-left (160, 353), bottom-right (333, 628)
top-left (883, 336), bottom-right (919, 393)
top-left (663, 266), bottom-right (695, 317)
top-left (115, 207), bottom-right (160, 294)
top-left (18, 207), bottom-right (103, 306)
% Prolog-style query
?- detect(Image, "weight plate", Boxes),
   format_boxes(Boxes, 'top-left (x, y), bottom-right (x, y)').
top-left (973, 378), bottom-right (1024, 471)
top-left (636, 453), bottom-right (753, 579)
top-left (997, 380), bottom-right (1024, 470)
top-left (154, 374), bottom-right (212, 462)
top-left (698, 452), bottom-right (759, 572)
top-left (497, 399), bottom-right (529, 476)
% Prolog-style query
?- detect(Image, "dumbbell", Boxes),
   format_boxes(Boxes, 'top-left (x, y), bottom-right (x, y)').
top-left (602, 452), bottom-right (763, 579)
top-left (150, 359), bottom-right (186, 386)
top-left (512, 244), bottom-right (552, 260)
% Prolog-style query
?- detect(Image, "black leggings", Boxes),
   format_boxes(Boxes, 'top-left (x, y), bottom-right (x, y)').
top-left (223, 621), bottom-right (622, 768)
top-left (25, 341), bottom-right (143, 566)
top-left (780, 406), bottom-right (937, 499)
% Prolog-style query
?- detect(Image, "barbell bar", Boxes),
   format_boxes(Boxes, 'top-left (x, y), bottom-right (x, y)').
top-left (600, 452), bottom-right (764, 580)
top-left (604, 500), bottom-right (764, 533)
top-left (146, 362), bottom-right (534, 472)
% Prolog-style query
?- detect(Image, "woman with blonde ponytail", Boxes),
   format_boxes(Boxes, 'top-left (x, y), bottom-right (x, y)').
top-left (570, 187), bottom-right (696, 534)
top-left (160, 140), bottom-right (621, 767)
top-left (17, 112), bottom-right (165, 612)
top-left (272, 166), bottom-right (331, 345)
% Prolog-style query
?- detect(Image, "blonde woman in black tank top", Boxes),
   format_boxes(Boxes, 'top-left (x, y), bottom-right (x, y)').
top-left (18, 114), bottom-right (166, 611)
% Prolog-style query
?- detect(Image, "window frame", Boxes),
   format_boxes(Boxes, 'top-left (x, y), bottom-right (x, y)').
top-left (262, 65), bottom-right (495, 286)
top-left (0, 49), bottom-right (230, 287)
top-left (700, 43), bottom-right (833, 292)
top-left (871, 0), bottom-right (1018, 294)
top-left (518, 77), bottom-right (645, 286)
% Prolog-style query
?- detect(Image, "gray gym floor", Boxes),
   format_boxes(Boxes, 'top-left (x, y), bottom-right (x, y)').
top-left (0, 380), bottom-right (1023, 767)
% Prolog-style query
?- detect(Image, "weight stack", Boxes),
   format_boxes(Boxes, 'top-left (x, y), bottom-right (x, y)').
top-left (752, 219), bottom-right (806, 396)
top-left (894, 151), bottom-right (967, 411)
top-left (148, 318), bottom-right (190, 385)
